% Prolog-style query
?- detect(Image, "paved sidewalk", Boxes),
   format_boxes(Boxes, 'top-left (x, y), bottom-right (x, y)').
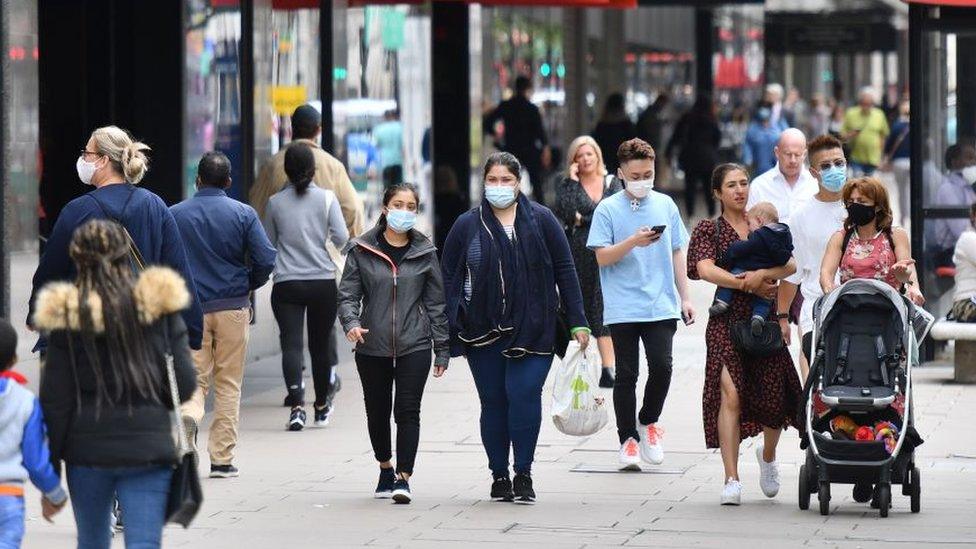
top-left (21, 279), bottom-right (976, 548)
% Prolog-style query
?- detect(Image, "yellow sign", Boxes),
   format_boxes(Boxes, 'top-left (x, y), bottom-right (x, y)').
top-left (271, 86), bottom-right (308, 115)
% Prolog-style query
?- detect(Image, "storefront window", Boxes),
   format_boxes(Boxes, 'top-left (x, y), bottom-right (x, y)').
top-left (918, 27), bottom-right (976, 316)
top-left (185, 0), bottom-right (244, 199)
top-left (332, 4), bottom-right (432, 229)
top-left (5, 1), bottom-right (40, 253)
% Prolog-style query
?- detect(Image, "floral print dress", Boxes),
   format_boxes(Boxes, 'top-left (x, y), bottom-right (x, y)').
top-left (687, 217), bottom-right (803, 448)
top-left (838, 230), bottom-right (900, 290)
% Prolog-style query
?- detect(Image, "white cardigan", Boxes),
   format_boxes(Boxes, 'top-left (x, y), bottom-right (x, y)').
top-left (953, 229), bottom-right (976, 302)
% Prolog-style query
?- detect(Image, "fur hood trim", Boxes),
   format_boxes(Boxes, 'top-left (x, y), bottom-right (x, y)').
top-left (33, 267), bottom-right (191, 332)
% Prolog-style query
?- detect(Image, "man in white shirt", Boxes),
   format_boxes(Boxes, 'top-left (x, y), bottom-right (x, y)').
top-left (746, 128), bottom-right (819, 225)
top-left (775, 135), bottom-right (849, 379)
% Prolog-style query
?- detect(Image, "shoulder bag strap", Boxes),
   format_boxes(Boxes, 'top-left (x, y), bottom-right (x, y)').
top-left (88, 188), bottom-right (146, 271)
top-left (161, 318), bottom-right (189, 458)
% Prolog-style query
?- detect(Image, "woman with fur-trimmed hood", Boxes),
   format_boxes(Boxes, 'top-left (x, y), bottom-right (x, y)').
top-left (34, 219), bottom-right (196, 548)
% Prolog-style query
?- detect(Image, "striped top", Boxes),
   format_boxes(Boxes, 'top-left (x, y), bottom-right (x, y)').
top-left (464, 224), bottom-right (515, 301)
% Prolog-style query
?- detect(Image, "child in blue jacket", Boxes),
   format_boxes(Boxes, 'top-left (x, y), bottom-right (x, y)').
top-left (0, 319), bottom-right (67, 548)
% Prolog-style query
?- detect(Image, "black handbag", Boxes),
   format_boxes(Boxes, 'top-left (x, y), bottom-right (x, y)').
top-left (730, 319), bottom-right (785, 357)
top-left (162, 320), bottom-right (202, 527)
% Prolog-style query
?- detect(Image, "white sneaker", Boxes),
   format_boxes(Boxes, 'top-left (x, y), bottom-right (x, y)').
top-left (755, 444), bottom-right (780, 498)
top-left (721, 477), bottom-right (742, 505)
top-left (618, 437), bottom-right (641, 471)
top-left (639, 424), bottom-right (664, 465)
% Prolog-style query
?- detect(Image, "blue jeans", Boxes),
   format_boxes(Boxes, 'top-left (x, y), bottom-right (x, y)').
top-left (467, 338), bottom-right (553, 477)
top-left (715, 266), bottom-right (772, 319)
top-left (0, 495), bottom-right (25, 549)
top-left (850, 161), bottom-right (877, 177)
top-left (67, 465), bottom-right (173, 549)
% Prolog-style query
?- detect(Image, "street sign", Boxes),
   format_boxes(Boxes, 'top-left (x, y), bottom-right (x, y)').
top-left (271, 86), bottom-right (308, 115)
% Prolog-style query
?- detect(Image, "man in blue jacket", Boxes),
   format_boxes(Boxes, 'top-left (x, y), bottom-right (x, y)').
top-left (171, 152), bottom-right (276, 479)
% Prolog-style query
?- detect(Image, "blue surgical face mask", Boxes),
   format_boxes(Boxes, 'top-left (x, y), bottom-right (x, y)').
top-left (757, 108), bottom-right (771, 121)
top-left (485, 185), bottom-right (517, 209)
top-left (386, 208), bottom-right (416, 234)
top-left (820, 165), bottom-right (847, 192)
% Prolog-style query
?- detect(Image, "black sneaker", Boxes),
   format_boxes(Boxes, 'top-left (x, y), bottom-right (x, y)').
top-left (210, 464), bottom-right (240, 478)
top-left (313, 405), bottom-right (332, 427)
top-left (392, 478), bottom-right (412, 504)
top-left (513, 473), bottom-right (536, 504)
top-left (750, 315), bottom-right (765, 337)
top-left (490, 476), bottom-right (514, 502)
top-left (709, 299), bottom-right (730, 317)
top-left (375, 468), bottom-right (395, 499)
top-left (599, 368), bottom-right (615, 389)
top-left (288, 407), bottom-right (306, 431)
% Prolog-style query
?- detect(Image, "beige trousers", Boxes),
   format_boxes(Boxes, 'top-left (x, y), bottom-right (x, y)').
top-left (181, 307), bottom-right (250, 465)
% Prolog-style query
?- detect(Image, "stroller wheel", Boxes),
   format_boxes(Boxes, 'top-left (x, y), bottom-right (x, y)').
top-left (798, 465), bottom-right (811, 510)
top-left (877, 483), bottom-right (891, 518)
top-left (818, 481), bottom-right (831, 516)
top-left (853, 482), bottom-right (873, 503)
top-left (910, 467), bottom-right (921, 513)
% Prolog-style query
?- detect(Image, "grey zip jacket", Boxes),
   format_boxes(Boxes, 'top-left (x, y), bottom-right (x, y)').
top-left (338, 224), bottom-right (450, 368)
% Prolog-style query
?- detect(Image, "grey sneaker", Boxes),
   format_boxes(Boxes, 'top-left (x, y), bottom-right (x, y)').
top-left (182, 415), bottom-right (198, 455)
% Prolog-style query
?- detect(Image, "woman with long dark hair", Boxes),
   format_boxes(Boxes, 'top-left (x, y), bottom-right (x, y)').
top-left (264, 143), bottom-right (350, 431)
top-left (686, 163), bottom-right (801, 505)
top-left (441, 152), bottom-right (590, 504)
top-left (36, 219), bottom-right (197, 549)
top-left (337, 183), bottom-right (449, 504)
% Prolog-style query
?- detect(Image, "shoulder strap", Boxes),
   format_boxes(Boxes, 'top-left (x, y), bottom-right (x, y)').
top-left (712, 217), bottom-right (722, 259)
top-left (87, 188), bottom-right (146, 272)
top-left (161, 317), bottom-right (189, 458)
top-left (841, 228), bottom-right (855, 255)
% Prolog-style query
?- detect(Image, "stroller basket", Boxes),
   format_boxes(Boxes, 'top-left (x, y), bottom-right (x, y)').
top-left (812, 432), bottom-right (891, 462)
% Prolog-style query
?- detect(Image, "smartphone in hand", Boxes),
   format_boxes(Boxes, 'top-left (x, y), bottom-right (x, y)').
top-left (650, 225), bottom-right (667, 235)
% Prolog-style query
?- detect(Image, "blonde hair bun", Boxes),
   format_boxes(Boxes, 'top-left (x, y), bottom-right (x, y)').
top-left (91, 125), bottom-right (151, 184)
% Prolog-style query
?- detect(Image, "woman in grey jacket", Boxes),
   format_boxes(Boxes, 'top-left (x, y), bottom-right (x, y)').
top-left (338, 183), bottom-right (449, 504)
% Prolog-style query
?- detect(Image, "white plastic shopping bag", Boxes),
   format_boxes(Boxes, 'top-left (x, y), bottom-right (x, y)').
top-left (551, 341), bottom-right (609, 436)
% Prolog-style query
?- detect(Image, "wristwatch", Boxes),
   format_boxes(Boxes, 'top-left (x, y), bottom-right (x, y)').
top-left (775, 312), bottom-right (790, 320)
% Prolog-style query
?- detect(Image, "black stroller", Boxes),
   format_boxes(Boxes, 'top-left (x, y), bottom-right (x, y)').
top-left (798, 279), bottom-right (933, 517)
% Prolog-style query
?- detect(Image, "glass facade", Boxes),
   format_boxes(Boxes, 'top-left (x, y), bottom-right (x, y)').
top-left (185, 0), bottom-right (245, 200)
top-left (4, 0), bottom-right (40, 254)
top-left (332, 3), bottom-right (433, 230)
top-left (917, 27), bottom-right (976, 318)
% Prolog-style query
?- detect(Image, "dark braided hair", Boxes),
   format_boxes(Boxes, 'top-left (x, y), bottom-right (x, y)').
top-left (69, 220), bottom-right (161, 412)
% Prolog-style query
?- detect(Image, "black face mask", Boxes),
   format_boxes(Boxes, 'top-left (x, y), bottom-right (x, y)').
top-left (847, 202), bottom-right (877, 227)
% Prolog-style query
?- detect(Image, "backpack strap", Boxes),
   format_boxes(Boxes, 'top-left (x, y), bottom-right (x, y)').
top-left (841, 227), bottom-right (895, 256)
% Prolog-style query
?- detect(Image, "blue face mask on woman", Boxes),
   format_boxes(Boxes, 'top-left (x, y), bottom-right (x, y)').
top-left (386, 208), bottom-right (416, 233)
top-left (821, 165), bottom-right (847, 192)
top-left (485, 185), bottom-right (517, 209)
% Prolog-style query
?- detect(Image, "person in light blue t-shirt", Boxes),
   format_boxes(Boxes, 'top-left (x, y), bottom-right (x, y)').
top-left (587, 138), bottom-right (695, 472)
top-left (373, 109), bottom-right (404, 188)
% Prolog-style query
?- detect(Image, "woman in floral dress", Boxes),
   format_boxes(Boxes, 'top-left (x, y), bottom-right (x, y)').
top-left (819, 176), bottom-right (924, 305)
top-left (687, 163), bottom-right (802, 505)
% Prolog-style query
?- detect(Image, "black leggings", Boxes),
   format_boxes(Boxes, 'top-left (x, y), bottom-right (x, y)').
top-left (271, 279), bottom-right (338, 407)
top-left (356, 350), bottom-right (431, 475)
top-left (610, 320), bottom-right (677, 444)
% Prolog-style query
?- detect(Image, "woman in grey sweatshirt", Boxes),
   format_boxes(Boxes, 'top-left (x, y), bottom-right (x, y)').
top-left (263, 143), bottom-right (349, 431)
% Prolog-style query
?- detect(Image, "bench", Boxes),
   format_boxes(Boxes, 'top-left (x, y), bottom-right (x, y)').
top-left (930, 320), bottom-right (976, 383)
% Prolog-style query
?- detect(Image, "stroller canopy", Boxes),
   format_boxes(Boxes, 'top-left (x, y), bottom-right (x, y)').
top-left (814, 279), bottom-right (912, 349)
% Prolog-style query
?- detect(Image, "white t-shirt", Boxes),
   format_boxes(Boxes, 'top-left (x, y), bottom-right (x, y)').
top-left (786, 196), bottom-right (847, 335)
top-left (953, 230), bottom-right (976, 302)
top-left (746, 164), bottom-right (819, 225)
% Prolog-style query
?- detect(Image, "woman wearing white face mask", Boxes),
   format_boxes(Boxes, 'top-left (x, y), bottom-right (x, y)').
top-left (337, 183), bottom-right (449, 504)
top-left (441, 152), bottom-right (590, 504)
top-left (28, 125), bottom-right (204, 353)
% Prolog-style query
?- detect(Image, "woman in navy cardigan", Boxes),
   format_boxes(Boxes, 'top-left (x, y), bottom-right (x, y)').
top-left (441, 152), bottom-right (589, 504)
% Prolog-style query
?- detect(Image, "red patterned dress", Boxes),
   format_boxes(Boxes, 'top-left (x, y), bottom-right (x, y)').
top-left (687, 217), bottom-right (803, 448)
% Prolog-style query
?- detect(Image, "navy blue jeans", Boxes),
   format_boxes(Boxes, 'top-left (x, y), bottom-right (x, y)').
top-left (715, 266), bottom-right (773, 319)
top-left (466, 339), bottom-right (553, 477)
top-left (67, 465), bottom-right (172, 549)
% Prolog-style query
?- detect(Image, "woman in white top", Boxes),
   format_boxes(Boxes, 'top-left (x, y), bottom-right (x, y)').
top-left (949, 203), bottom-right (976, 322)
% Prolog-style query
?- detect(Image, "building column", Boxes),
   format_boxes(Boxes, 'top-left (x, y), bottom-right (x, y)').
top-left (596, 9), bottom-right (625, 109)
top-left (1, 0), bottom-right (10, 316)
top-left (432, 1), bottom-right (470, 245)
top-left (563, 8), bottom-right (587, 141)
top-left (695, 7), bottom-right (713, 96)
